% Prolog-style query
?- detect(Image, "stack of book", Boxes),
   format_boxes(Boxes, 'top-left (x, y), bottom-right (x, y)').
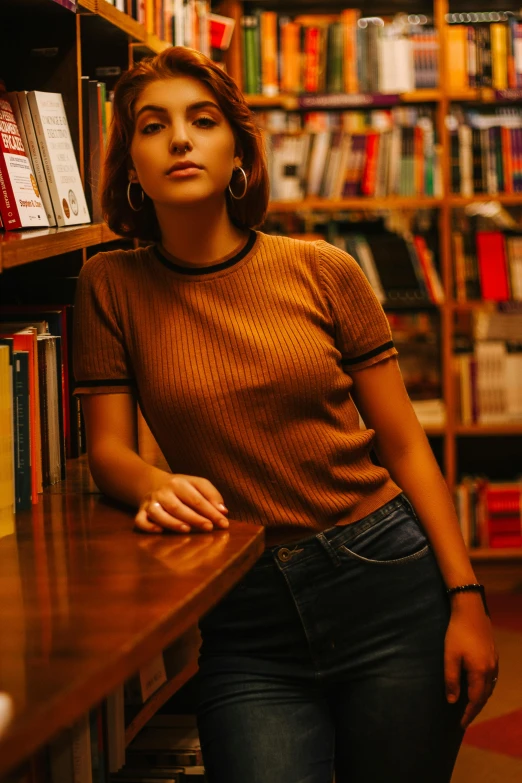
top-left (455, 477), bottom-right (522, 549)
top-left (240, 9), bottom-right (439, 95)
top-left (446, 12), bottom-right (522, 90)
top-left (454, 309), bottom-right (522, 425)
top-left (263, 106), bottom-right (441, 200)
top-left (113, 715), bottom-right (205, 782)
top-left (1, 87), bottom-right (90, 230)
top-left (448, 106), bottom-right (522, 196)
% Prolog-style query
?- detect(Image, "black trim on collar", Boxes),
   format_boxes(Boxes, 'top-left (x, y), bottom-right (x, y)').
top-left (153, 230), bottom-right (256, 275)
top-left (341, 341), bottom-right (395, 366)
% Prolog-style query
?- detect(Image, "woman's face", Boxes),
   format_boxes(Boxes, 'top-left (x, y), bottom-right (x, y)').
top-left (129, 75), bottom-right (241, 207)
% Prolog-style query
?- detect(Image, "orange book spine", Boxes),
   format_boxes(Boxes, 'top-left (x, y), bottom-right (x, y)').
top-left (341, 9), bottom-right (359, 94)
top-left (145, 0), bottom-right (154, 34)
top-left (361, 132), bottom-right (379, 196)
top-left (447, 26), bottom-right (468, 90)
top-left (281, 21), bottom-right (301, 93)
top-left (260, 11), bottom-right (278, 96)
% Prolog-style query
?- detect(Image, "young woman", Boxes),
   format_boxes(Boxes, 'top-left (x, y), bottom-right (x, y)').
top-left (73, 46), bottom-right (498, 783)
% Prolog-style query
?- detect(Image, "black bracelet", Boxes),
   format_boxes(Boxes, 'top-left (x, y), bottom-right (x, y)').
top-left (446, 583), bottom-right (490, 617)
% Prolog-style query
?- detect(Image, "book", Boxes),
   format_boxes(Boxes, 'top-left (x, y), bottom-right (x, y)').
top-left (0, 344), bottom-right (15, 537)
top-left (476, 231), bottom-right (511, 301)
top-left (0, 90), bottom-right (49, 230)
top-left (9, 91), bottom-right (56, 226)
top-left (13, 351), bottom-right (31, 511)
top-left (26, 91), bottom-right (90, 226)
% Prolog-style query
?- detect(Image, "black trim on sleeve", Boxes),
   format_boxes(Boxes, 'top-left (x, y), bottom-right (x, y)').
top-left (74, 378), bottom-right (135, 388)
top-left (341, 341), bottom-right (395, 367)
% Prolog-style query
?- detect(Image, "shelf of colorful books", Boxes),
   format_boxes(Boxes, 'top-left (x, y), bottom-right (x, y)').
top-left (449, 195), bottom-right (522, 207)
top-left (0, 223), bottom-right (113, 271)
top-left (455, 424), bottom-right (522, 436)
top-left (267, 197), bottom-right (443, 213)
top-left (469, 547), bottom-right (522, 562)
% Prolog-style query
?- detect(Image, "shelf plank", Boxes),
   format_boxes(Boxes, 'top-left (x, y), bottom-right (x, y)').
top-left (449, 194), bottom-right (522, 206)
top-left (124, 624), bottom-right (201, 747)
top-left (94, 0), bottom-right (145, 41)
top-left (469, 548), bottom-right (522, 562)
top-left (0, 469), bottom-right (264, 779)
top-left (0, 224), bottom-right (102, 270)
top-left (246, 89), bottom-right (442, 110)
top-left (456, 424), bottom-right (522, 436)
top-left (267, 197), bottom-right (443, 212)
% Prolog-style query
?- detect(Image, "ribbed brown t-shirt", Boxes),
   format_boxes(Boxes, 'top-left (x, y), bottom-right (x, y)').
top-left (73, 230), bottom-right (402, 543)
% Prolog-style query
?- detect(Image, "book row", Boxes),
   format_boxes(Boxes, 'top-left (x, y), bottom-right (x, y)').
top-left (265, 108), bottom-right (441, 201)
top-left (241, 10), bottom-right (439, 96)
top-left (108, 0), bottom-right (235, 56)
top-left (452, 230), bottom-right (522, 303)
top-left (454, 309), bottom-right (522, 426)
top-left (448, 107), bottom-right (522, 196)
top-left (0, 304), bottom-right (81, 525)
top-left (455, 477), bottom-right (522, 549)
top-left (0, 87), bottom-right (89, 231)
top-left (447, 15), bottom-right (522, 91)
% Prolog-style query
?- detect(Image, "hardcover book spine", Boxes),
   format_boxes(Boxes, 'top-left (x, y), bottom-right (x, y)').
top-left (12, 91), bottom-right (56, 226)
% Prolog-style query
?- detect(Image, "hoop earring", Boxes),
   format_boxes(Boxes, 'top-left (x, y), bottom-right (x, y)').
top-left (127, 181), bottom-right (144, 212)
top-left (228, 167), bottom-right (248, 200)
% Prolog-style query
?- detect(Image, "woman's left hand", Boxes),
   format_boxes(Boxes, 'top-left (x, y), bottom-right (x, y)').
top-left (444, 597), bottom-right (499, 730)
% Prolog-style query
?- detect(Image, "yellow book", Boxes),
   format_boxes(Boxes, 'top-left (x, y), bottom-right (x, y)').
top-left (490, 23), bottom-right (508, 90)
top-left (447, 26), bottom-right (468, 90)
top-left (280, 20), bottom-right (301, 93)
top-left (0, 345), bottom-right (14, 537)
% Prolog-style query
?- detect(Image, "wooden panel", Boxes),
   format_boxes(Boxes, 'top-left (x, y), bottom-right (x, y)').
top-left (268, 197), bottom-right (443, 212)
top-left (0, 473), bottom-right (264, 778)
top-left (0, 224), bottom-right (104, 270)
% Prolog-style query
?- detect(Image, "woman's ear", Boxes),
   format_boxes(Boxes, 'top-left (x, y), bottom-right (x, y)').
top-left (128, 167), bottom-right (139, 184)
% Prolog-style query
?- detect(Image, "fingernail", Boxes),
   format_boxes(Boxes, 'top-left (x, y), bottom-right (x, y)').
top-left (203, 521), bottom-right (213, 531)
top-left (216, 503), bottom-right (227, 512)
top-left (217, 518), bottom-right (229, 528)
top-left (180, 525), bottom-right (191, 532)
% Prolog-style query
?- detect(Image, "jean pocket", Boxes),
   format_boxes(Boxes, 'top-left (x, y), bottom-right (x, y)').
top-left (337, 503), bottom-right (430, 567)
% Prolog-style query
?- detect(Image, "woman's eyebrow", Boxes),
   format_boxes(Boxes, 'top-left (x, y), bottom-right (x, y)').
top-left (135, 100), bottom-right (221, 119)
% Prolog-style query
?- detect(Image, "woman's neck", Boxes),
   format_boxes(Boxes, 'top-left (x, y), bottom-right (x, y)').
top-left (155, 201), bottom-right (248, 268)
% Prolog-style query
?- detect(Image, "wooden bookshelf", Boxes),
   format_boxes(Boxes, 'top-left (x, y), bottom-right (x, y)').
top-left (469, 548), bottom-right (522, 562)
top-left (79, 0), bottom-right (171, 54)
top-left (0, 223), bottom-right (122, 271)
top-left (455, 424), bottom-right (522, 436)
top-left (0, 458), bottom-right (264, 779)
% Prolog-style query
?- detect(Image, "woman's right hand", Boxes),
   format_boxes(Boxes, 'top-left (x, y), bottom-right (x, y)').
top-left (134, 474), bottom-right (229, 534)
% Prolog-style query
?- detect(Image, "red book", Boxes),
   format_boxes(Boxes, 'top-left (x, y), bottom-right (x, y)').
top-left (304, 26), bottom-right (321, 93)
top-left (0, 91), bottom-right (49, 230)
top-left (361, 132), bottom-right (379, 196)
top-left (475, 231), bottom-right (511, 301)
top-left (0, 329), bottom-right (41, 502)
top-left (485, 484), bottom-right (522, 548)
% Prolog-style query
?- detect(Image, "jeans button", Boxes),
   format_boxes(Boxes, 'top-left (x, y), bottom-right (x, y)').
top-left (277, 548), bottom-right (292, 562)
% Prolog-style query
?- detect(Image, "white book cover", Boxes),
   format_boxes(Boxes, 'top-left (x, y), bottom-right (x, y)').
top-left (306, 131), bottom-right (330, 197)
top-left (0, 93), bottom-right (49, 230)
top-left (26, 91), bottom-right (90, 227)
top-left (11, 91), bottom-right (56, 226)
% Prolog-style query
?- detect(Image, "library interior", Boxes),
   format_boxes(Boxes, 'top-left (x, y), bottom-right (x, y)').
top-left (0, 0), bottom-right (521, 781)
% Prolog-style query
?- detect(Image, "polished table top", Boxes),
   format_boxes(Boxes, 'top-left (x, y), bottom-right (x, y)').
top-left (0, 463), bottom-right (264, 778)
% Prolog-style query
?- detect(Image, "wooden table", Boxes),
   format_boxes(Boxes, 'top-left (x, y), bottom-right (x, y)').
top-left (0, 463), bottom-right (264, 779)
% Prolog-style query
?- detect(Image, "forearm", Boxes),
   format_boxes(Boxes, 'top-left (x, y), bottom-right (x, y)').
top-left (89, 440), bottom-right (172, 509)
top-left (375, 428), bottom-right (478, 591)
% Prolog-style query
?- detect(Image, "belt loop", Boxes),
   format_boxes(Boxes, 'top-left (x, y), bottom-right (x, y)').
top-left (316, 532), bottom-right (341, 567)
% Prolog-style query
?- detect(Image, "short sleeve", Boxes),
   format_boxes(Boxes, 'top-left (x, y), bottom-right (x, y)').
top-left (73, 253), bottom-right (135, 395)
top-left (315, 240), bottom-right (398, 372)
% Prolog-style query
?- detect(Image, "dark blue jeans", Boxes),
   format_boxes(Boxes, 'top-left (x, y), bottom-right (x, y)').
top-left (196, 495), bottom-right (467, 783)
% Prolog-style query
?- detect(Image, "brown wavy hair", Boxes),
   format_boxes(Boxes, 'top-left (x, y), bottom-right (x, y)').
top-left (101, 47), bottom-right (269, 241)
